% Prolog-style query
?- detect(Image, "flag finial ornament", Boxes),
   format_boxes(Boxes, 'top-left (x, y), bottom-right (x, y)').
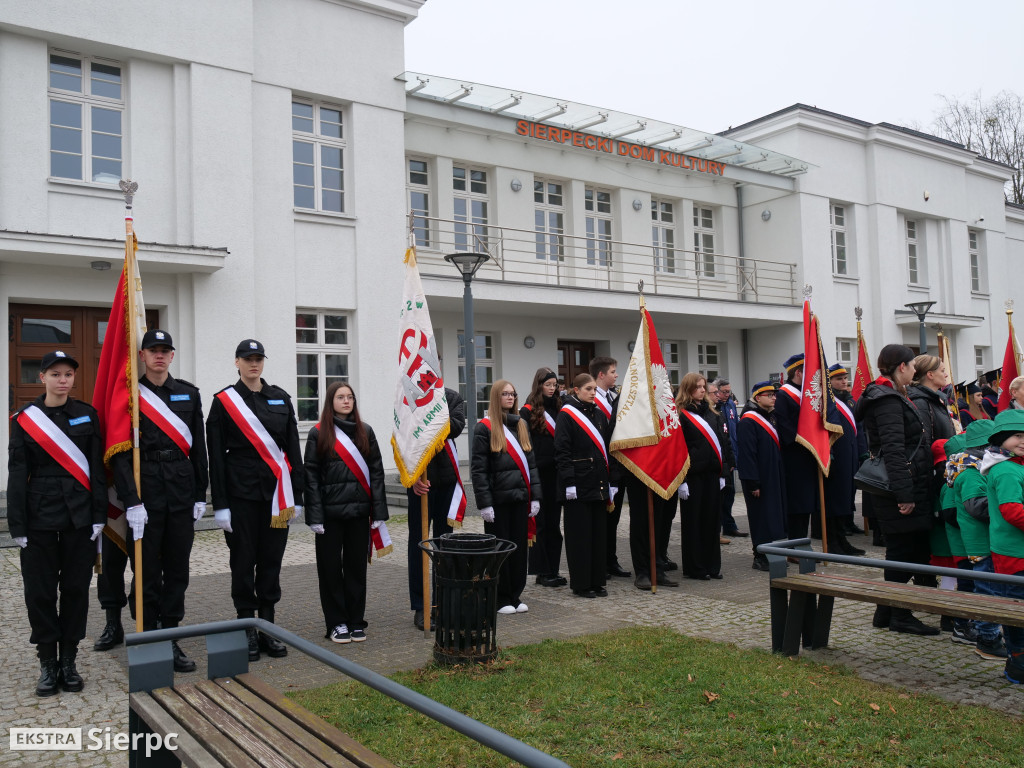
top-left (1007, 299), bottom-right (1015, 316)
top-left (854, 306), bottom-right (863, 321)
top-left (118, 179), bottom-right (138, 208)
top-left (803, 283), bottom-right (813, 299)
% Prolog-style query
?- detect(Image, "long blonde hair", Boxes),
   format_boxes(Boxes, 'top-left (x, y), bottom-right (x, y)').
top-left (675, 372), bottom-right (715, 412)
top-left (486, 379), bottom-right (532, 453)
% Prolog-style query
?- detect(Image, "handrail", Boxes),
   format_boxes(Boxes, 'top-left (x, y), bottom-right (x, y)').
top-left (127, 618), bottom-right (571, 768)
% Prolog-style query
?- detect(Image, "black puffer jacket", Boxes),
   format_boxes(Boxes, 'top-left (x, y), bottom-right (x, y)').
top-left (303, 417), bottom-right (388, 524)
top-left (471, 413), bottom-right (542, 508)
top-left (907, 384), bottom-right (955, 446)
top-left (553, 396), bottom-right (610, 502)
top-left (680, 400), bottom-right (735, 475)
top-left (521, 395), bottom-right (561, 472)
top-left (854, 380), bottom-right (930, 532)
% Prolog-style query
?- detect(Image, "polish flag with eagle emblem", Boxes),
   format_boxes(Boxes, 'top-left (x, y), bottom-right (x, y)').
top-left (796, 296), bottom-right (843, 474)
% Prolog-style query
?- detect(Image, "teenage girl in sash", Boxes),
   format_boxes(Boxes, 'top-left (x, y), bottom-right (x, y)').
top-left (8, 350), bottom-right (106, 697)
top-left (554, 373), bottom-right (612, 598)
top-left (471, 379), bottom-right (541, 615)
top-left (206, 339), bottom-right (305, 660)
top-left (303, 382), bottom-right (388, 644)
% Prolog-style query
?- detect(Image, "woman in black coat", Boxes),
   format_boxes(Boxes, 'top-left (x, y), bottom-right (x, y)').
top-left (554, 373), bottom-right (613, 598)
top-left (471, 379), bottom-right (541, 614)
top-left (854, 344), bottom-right (938, 635)
top-left (522, 367), bottom-right (565, 587)
top-left (304, 382), bottom-right (388, 644)
top-left (674, 373), bottom-right (734, 580)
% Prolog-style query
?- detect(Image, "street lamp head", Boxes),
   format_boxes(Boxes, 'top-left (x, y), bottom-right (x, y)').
top-left (904, 300), bottom-right (936, 320)
top-left (444, 252), bottom-right (490, 280)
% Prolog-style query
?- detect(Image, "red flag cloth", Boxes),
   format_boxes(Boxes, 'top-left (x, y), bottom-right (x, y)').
top-left (796, 299), bottom-right (843, 475)
top-left (93, 263), bottom-right (132, 466)
top-left (852, 330), bottom-right (874, 401)
top-left (997, 313), bottom-right (1021, 412)
top-left (610, 306), bottom-right (689, 499)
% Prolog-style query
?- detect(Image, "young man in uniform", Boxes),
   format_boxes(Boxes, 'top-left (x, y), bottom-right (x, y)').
top-left (737, 382), bottom-right (786, 571)
top-left (774, 353), bottom-right (820, 538)
top-left (713, 378), bottom-right (747, 539)
top-left (589, 356), bottom-right (630, 578)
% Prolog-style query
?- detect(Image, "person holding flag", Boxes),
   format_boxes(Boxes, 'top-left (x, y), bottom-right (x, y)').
top-left (206, 339), bottom-right (305, 660)
top-left (823, 363), bottom-right (866, 556)
top-left (775, 353), bottom-right (821, 538)
top-left (737, 382), bottom-right (787, 571)
top-left (8, 350), bottom-right (106, 696)
top-left (997, 302), bottom-right (1023, 414)
top-left (471, 380), bottom-right (541, 614)
top-left (303, 382), bottom-right (389, 644)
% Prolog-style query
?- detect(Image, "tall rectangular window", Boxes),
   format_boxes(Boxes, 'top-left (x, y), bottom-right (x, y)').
top-left (697, 342), bottom-right (724, 381)
top-left (534, 179), bottom-right (565, 261)
top-left (48, 52), bottom-right (123, 184)
top-left (292, 101), bottom-right (345, 213)
top-left (408, 158), bottom-right (430, 247)
top-left (453, 165), bottom-right (488, 252)
top-left (830, 203), bottom-right (848, 275)
top-left (836, 338), bottom-right (854, 366)
top-left (906, 219), bottom-right (920, 284)
top-left (975, 346), bottom-right (986, 380)
top-left (969, 229), bottom-right (982, 292)
top-left (693, 205), bottom-right (716, 278)
top-left (661, 341), bottom-right (682, 388)
top-left (458, 332), bottom-right (495, 420)
top-left (585, 187), bottom-right (612, 266)
top-left (652, 198), bottom-right (676, 273)
top-left (295, 311), bottom-right (351, 422)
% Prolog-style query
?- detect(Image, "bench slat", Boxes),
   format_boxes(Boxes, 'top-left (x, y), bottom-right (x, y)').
top-left (129, 692), bottom-right (223, 768)
top-left (151, 687), bottom-right (262, 768)
top-left (235, 673), bottom-right (398, 768)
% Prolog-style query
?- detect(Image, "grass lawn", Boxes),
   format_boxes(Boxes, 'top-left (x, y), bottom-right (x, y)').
top-left (291, 626), bottom-right (1020, 768)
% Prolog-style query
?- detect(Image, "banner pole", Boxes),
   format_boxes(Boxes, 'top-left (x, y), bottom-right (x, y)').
top-left (817, 469), bottom-right (828, 557)
top-left (421, 487), bottom-right (431, 636)
top-left (647, 489), bottom-right (657, 594)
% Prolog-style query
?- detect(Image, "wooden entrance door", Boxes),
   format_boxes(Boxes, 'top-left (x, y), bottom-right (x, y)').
top-left (557, 340), bottom-right (596, 388)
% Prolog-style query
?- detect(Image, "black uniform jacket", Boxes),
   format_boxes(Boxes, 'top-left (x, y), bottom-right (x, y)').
top-left (112, 374), bottom-right (209, 512)
top-left (423, 388), bottom-right (466, 486)
top-left (553, 396), bottom-right (611, 502)
top-left (471, 413), bottom-right (542, 508)
top-left (680, 401), bottom-right (734, 475)
top-left (303, 417), bottom-right (388, 524)
top-left (7, 395), bottom-right (106, 537)
top-left (521, 394), bottom-right (561, 473)
top-left (206, 379), bottom-right (304, 510)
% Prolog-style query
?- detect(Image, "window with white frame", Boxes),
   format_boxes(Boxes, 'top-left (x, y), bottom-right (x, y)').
top-left (458, 332), bottom-right (495, 420)
top-left (661, 341), bottom-right (683, 389)
top-left (295, 311), bottom-right (351, 422)
top-left (585, 187), bottom-right (613, 266)
top-left (906, 219), bottom-right (921, 284)
top-left (969, 229), bottom-right (984, 292)
top-left (830, 203), bottom-right (848, 275)
top-left (975, 346), bottom-right (986, 380)
top-left (534, 179), bottom-right (565, 261)
top-left (836, 338), bottom-right (854, 367)
top-left (408, 158), bottom-right (430, 247)
top-left (453, 165), bottom-right (489, 252)
top-left (652, 198), bottom-right (676, 273)
top-left (48, 51), bottom-right (123, 184)
top-left (697, 341), bottom-right (724, 381)
top-left (693, 205), bottom-right (716, 278)
top-left (292, 101), bottom-right (345, 213)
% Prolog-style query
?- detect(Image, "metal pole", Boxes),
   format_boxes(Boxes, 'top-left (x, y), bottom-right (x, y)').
top-left (463, 274), bottom-right (476, 465)
top-left (919, 317), bottom-right (928, 354)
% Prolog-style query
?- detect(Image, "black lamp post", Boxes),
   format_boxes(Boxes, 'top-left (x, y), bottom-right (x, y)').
top-left (444, 252), bottom-right (490, 460)
top-left (904, 300), bottom-right (936, 354)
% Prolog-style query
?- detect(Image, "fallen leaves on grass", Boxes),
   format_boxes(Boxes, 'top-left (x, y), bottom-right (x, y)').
top-left (703, 690), bottom-right (720, 703)
top-left (869, 703), bottom-right (880, 713)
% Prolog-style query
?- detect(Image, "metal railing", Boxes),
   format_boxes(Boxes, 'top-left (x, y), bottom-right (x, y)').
top-left (126, 619), bottom-right (571, 768)
top-left (413, 215), bottom-right (798, 305)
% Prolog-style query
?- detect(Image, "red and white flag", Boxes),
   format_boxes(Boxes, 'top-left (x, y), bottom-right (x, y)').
top-left (610, 303), bottom-right (688, 499)
top-left (851, 323), bottom-right (874, 401)
top-left (796, 298), bottom-right (843, 474)
top-left (369, 521), bottom-right (393, 561)
top-left (997, 309), bottom-right (1022, 412)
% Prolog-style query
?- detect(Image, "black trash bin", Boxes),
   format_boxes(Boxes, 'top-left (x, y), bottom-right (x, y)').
top-left (419, 533), bottom-right (516, 665)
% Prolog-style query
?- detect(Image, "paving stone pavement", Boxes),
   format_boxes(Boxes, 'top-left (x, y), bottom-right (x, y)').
top-left (2, 497), bottom-right (1022, 765)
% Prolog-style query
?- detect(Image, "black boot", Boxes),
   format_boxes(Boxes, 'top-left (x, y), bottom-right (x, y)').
top-left (93, 608), bottom-right (124, 651)
top-left (172, 641), bottom-right (197, 673)
top-left (828, 527), bottom-right (865, 557)
top-left (872, 605), bottom-right (891, 628)
top-left (36, 644), bottom-right (59, 697)
top-left (889, 608), bottom-right (940, 636)
top-left (257, 607), bottom-right (288, 658)
top-left (59, 644), bottom-right (84, 692)
top-left (239, 611), bottom-right (260, 661)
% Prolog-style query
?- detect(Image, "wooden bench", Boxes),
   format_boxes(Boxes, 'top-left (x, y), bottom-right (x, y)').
top-left (760, 539), bottom-right (1024, 657)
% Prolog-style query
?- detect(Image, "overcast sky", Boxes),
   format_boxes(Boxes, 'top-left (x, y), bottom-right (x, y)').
top-left (405, 0), bottom-right (1024, 136)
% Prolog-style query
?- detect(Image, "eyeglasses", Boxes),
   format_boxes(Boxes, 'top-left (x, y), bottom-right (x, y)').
top-left (500, 390), bottom-right (517, 397)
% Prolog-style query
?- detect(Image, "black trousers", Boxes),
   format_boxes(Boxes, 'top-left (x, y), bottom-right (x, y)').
top-left (881, 526), bottom-right (933, 585)
top-left (315, 516), bottom-right (370, 632)
top-left (628, 479), bottom-right (668, 579)
top-left (128, 503), bottom-right (194, 629)
top-left (656, 491), bottom-right (677, 562)
top-left (96, 533), bottom-right (128, 610)
top-left (680, 472), bottom-right (722, 578)
top-left (484, 502), bottom-right (529, 607)
top-left (528, 464), bottom-right (563, 577)
top-left (720, 471), bottom-right (739, 533)
top-left (564, 499), bottom-right (608, 593)
top-left (406, 485), bottom-right (454, 611)
top-left (225, 496), bottom-right (289, 614)
top-left (21, 527), bottom-right (94, 647)
top-left (605, 483), bottom-right (625, 568)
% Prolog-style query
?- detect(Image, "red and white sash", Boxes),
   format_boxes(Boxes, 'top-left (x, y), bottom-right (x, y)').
top-left (560, 404), bottom-right (609, 469)
top-left (139, 385), bottom-right (192, 458)
top-left (481, 418), bottom-right (531, 496)
top-left (741, 410), bottom-right (780, 447)
top-left (779, 383), bottom-right (801, 405)
top-left (16, 405), bottom-right (91, 490)
top-left (444, 439), bottom-right (467, 527)
top-left (594, 389), bottom-right (612, 419)
top-left (833, 399), bottom-right (857, 436)
top-left (522, 403), bottom-right (556, 437)
top-left (333, 425), bottom-right (371, 499)
top-left (682, 409), bottom-right (723, 468)
top-left (216, 388), bottom-right (294, 525)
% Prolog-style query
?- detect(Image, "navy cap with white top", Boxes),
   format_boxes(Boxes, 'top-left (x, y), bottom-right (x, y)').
top-left (235, 339), bottom-right (267, 359)
top-left (141, 329), bottom-right (175, 350)
top-left (40, 350), bottom-right (79, 371)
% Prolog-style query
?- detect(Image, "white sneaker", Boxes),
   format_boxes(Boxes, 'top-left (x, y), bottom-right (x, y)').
top-left (516, 603), bottom-right (529, 613)
top-left (497, 605), bottom-right (516, 615)
top-left (330, 624), bottom-right (351, 643)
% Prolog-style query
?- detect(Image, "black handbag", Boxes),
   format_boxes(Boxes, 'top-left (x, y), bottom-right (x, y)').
top-left (854, 431), bottom-right (923, 499)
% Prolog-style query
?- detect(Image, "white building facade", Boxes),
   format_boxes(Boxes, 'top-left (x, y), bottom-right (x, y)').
top-left (3, 0), bottom-right (1022, 488)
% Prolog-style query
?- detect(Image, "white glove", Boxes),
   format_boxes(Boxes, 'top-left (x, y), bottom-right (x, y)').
top-left (566, 486), bottom-right (578, 501)
top-left (90, 524), bottom-right (105, 541)
top-left (371, 520), bottom-right (384, 530)
top-left (193, 501), bottom-right (207, 521)
top-left (678, 482), bottom-right (690, 500)
top-left (610, 486), bottom-right (619, 499)
top-left (529, 501), bottom-right (540, 517)
top-left (480, 506), bottom-right (495, 523)
top-left (126, 504), bottom-right (147, 541)
top-left (719, 477), bottom-right (726, 490)
top-left (309, 523), bottom-right (325, 535)
top-left (14, 537), bottom-right (27, 549)
top-left (214, 508), bottom-right (232, 533)
top-left (289, 505), bottom-right (304, 525)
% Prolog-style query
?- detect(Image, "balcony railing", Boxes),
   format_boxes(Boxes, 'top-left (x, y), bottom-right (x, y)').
top-left (413, 216), bottom-right (797, 305)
